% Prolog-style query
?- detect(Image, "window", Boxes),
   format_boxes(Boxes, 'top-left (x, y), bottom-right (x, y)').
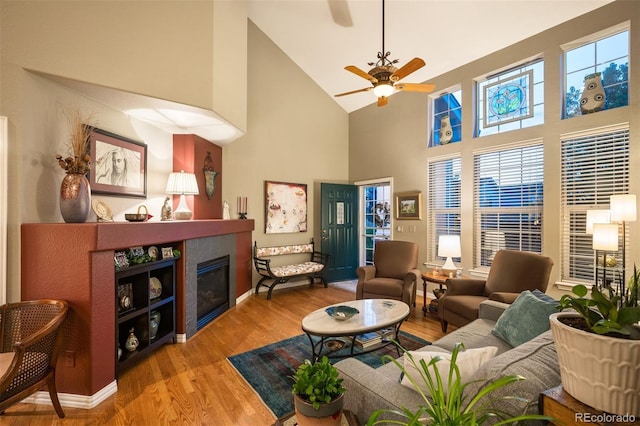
top-left (564, 26), bottom-right (629, 118)
top-left (430, 90), bottom-right (462, 147)
top-left (560, 125), bottom-right (629, 285)
top-left (476, 59), bottom-right (544, 137)
top-left (361, 182), bottom-right (391, 265)
top-left (427, 156), bottom-right (461, 263)
top-left (473, 143), bottom-right (544, 269)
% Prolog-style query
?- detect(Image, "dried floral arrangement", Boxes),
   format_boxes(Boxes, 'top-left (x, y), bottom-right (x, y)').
top-left (55, 110), bottom-right (95, 175)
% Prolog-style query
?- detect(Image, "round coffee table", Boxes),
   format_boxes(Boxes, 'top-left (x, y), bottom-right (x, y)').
top-left (301, 299), bottom-right (410, 361)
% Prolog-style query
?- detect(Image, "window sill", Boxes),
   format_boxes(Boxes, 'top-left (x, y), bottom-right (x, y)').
top-left (554, 280), bottom-right (594, 292)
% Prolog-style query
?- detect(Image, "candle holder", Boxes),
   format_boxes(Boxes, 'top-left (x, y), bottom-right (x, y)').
top-left (238, 212), bottom-right (247, 220)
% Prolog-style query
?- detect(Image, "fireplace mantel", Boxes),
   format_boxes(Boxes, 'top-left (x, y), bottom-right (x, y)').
top-left (21, 219), bottom-right (254, 402)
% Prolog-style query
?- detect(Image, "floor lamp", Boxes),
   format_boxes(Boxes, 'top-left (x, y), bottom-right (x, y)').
top-left (586, 209), bottom-right (610, 288)
top-left (610, 194), bottom-right (637, 292)
top-left (592, 223), bottom-right (618, 290)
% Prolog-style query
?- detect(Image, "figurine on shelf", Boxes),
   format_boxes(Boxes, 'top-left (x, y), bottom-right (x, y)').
top-left (223, 200), bottom-right (231, 220)
top-left (125, 327), bottom-right (139, 352)
top-left (161, 196), bottom-right (172, 221)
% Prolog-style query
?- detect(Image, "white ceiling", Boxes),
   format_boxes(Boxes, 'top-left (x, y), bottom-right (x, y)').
top-left (248, 0), bottom-right (614, 113)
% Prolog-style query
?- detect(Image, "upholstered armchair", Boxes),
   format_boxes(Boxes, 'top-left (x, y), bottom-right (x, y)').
top-left (439, 249), bottom-right (553, 332)
top-left (356, 240), bottom-right (420, 307)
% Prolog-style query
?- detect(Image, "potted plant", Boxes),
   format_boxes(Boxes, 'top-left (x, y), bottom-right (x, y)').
top-left (368, 343), bottom-right (553, 425)
top-left (549, 265), bottom-right (640, 416)
top-left (291, 356), bottom-right (346, 425)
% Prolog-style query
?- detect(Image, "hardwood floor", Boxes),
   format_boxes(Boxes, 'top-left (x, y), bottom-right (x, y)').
top-left (1, 283), bottom-right (447, 425)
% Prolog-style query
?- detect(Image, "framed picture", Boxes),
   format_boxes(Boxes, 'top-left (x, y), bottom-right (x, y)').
top-left (161, 247), bottom-right (174, 259)
top-left (264, 181), bottom-right (307, 233)
top-left (395, 191), bottom-right (422, 220)
top-left (89, 127), bottom-right (147, 198)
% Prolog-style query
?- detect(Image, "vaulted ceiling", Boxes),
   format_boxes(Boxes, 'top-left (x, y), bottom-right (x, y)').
top-left (248, 0), bottom-right (614, 113)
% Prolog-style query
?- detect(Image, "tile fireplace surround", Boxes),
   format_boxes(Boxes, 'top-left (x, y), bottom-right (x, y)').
top-left (21, 219), bottom-right (254, 404)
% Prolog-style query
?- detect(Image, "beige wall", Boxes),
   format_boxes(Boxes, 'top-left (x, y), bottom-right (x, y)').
top-left (349, 1), bottom-right (640, 298)
top-left (223, 21), bottom-right (349, 251)
top-left (0, 2), bottom-right (348, 302)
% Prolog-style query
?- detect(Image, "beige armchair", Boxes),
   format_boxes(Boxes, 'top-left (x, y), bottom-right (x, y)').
top-left (439, 249), bottom-right (553, 332)
top-left (356, 240), bottom-right (420, 307)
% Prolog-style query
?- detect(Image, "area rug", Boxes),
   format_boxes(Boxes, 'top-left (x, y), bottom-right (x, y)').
top-left (227, 331), bottom-right (430, 418)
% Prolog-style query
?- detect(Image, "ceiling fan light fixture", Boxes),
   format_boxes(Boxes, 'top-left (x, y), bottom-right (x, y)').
top-left (373, 83), bottom-right (394, 98)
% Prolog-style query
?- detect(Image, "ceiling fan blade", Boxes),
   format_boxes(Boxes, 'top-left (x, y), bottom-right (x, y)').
top-left (377, 96), bottom-right (389, 107)
top-left (335, 87), bottom-right (373, 97)
top-left (345, 65), bottom-right (378, 83)
top-left (327, 0), bottom-right (353, 27)
top-left (395, 82), bottom-right (436, 93)
top-left (391, 57), bottom-right (426, 82)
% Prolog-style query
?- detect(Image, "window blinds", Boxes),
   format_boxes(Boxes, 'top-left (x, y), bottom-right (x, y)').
top-left (560, 125), bottom-right (630, 284)
top-left (473, 143), bottom-right (544, 269)
top-left (427, 156), bottom-right (461, 262)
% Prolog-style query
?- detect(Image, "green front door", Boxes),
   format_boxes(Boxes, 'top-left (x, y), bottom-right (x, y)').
top-left (320, 183), bottom-right (358, 282)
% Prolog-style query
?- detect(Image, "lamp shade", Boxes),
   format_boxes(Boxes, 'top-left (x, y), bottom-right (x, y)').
top-left (585, 209), bottom-right (610, 234)
top-left (592, 223), bottom-right (618, 251)
top-left (438, 235), bottom-right (461, 258)
top-left (610, 194), bottom-right (637, 222)
top-left (165, 170), bottom-right (199, 195)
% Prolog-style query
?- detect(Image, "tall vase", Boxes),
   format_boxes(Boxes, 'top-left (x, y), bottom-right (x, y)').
top-left (60, 173), bottom-right (91, 223)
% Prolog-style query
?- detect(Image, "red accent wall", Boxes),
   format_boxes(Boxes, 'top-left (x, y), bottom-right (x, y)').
top-left (173, 134), bottom-right (223, 219)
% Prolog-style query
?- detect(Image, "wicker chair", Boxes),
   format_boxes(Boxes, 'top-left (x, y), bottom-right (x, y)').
top-left (0, 299), bottom-right (69, 417)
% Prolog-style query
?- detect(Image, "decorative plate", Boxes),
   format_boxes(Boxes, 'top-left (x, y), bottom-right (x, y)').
top-left (148, 246), bottom-right (159, 261)
top-left (325, 305), bottom-right (359, 321)
top-left (92, 200), bottom-right (113, 222)
top-left (149, 277), bottom-right (162, 299)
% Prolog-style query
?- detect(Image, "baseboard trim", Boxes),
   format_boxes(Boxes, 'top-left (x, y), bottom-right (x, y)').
top-left (22, 380), bottom-right (118, 409)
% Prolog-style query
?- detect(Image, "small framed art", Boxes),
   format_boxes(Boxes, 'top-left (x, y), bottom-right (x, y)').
top-left (395, 191), bottom-right (422, 220)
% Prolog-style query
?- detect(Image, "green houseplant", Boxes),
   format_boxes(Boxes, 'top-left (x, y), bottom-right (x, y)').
top-left (549, 265), bottom-right (640, 416)
top-left (367, 343), bottom-right (552, 425)
top-left (291, 356), bottom-right (346, 425)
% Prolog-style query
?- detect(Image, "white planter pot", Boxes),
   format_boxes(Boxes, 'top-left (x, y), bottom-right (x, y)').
top-left (549, 312), bottom-right (640, 416)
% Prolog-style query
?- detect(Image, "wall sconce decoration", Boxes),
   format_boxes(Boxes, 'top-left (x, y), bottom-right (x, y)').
top-left (202, 151), bottom-right (218, 200)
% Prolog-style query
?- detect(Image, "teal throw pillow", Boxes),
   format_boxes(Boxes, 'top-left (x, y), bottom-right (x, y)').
top-left (491, 290), bottom-right (558, 347)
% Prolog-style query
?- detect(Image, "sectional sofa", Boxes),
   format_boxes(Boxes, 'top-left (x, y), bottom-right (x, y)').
top-left (335, 299), bottom-right (561, 424)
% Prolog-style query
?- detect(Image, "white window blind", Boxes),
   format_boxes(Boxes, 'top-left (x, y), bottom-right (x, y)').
top-left (560, 125), bottom-right (630, 284)
top-left (427, 156), bottom-right (461, 262)
top-left (473, 143), bottom-right (544, 269)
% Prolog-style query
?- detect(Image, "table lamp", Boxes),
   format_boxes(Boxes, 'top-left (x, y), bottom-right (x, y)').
top-left (166, 170), bottom-right (199, 220)
top-left (438, 235), bottom-right (461, 278)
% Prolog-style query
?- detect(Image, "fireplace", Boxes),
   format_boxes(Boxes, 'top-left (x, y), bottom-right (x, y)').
top-left (196, 255), bottom-right (230, 330)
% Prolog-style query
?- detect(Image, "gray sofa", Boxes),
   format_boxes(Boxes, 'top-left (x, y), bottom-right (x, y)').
top-left (334, 300), bottom-right (560, 424)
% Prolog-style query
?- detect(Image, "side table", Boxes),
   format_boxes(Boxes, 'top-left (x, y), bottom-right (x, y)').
top-left (274, 409), bottom-right (360, 426)
top-left (421, 271), bottom-right (466, 316)
top-left (539, 385), bottom-right (609, 425)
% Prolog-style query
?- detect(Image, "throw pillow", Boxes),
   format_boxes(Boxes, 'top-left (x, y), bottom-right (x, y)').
top-left (491, 290), bottom-right (559, 347)
top-left (400, 346), bottom-right (498, 395)
top-left (531, 288), bottom-right (558, 304)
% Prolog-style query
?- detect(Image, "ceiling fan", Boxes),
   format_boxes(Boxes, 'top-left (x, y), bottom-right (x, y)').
top-left (334, 0), bottom-right (435, 107)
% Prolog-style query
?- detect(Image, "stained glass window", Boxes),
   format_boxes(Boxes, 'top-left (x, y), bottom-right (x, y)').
top-left (476, 59), bottom-right (544, 137)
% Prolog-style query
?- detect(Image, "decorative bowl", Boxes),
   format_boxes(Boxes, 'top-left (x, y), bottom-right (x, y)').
top-left (125, 205), bottom-right (150, 222)
top-left (325, 305), bottom-right (359, 321)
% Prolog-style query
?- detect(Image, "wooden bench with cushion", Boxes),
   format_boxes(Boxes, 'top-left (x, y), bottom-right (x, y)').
top-left (253, 239), bottom-right (329, 299)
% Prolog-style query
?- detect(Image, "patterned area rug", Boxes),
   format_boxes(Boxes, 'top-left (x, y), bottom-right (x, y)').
top-left (227, 331), bottom-right (430, 418)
